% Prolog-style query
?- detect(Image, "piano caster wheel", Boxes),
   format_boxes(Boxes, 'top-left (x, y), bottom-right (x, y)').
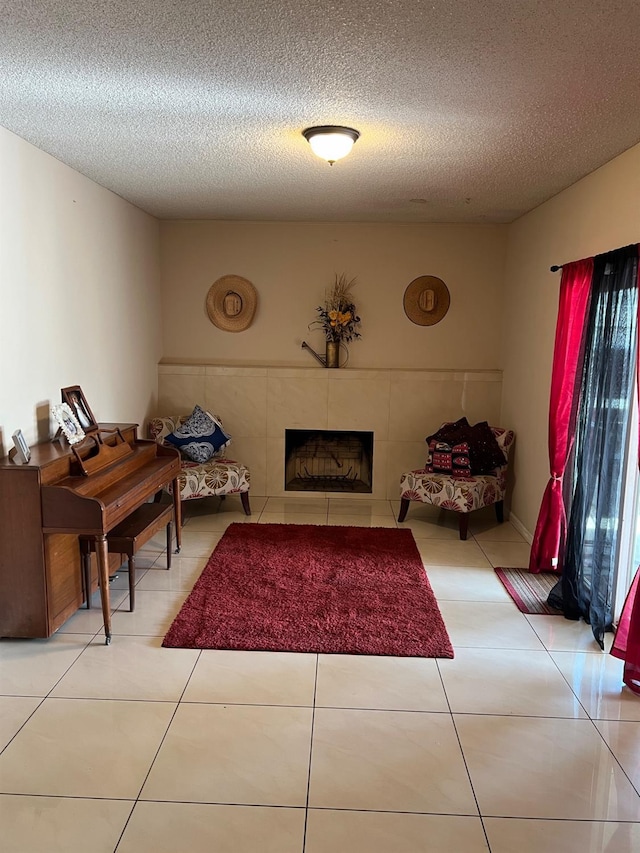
top-left (105, 634), bottom-right (111, 646)
top-left (175, 546), bottom-right (181, 554)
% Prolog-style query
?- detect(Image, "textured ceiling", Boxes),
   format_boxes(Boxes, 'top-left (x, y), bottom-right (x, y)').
top-left (1, 0), bottom-right (639, 223)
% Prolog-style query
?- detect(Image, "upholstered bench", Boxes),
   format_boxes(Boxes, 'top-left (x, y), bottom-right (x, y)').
top-left (80, 501), bottom-right (173, 612)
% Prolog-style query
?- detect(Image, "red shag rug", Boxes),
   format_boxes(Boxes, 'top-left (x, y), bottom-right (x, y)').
top-left (163, 523), bottom-right (453, 657)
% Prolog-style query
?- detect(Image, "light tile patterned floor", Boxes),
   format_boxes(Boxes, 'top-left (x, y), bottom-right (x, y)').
top-left (1, 496), bottom-right (639, 852)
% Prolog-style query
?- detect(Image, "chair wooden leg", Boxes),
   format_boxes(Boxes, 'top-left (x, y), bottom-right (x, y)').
top-left (166, 521), bottom-right (172, 569)
top-left (458, 513), bottom-right (469, 540)
top-left (495, 500), bottom-right (504, 523)
top-left (83, 552), bottom-right (92, 609)
top-left (398, 498), bottom-right (410, 522)
top-left (128, 556), bottom-right (136, 612)
top-left (241, 491), bottom-right (251, 516)
top-left (95, 534), bottom-right (112, 645)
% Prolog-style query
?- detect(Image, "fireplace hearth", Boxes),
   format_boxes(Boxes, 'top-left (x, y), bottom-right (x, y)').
top-left (285, 429), bottom-right (373, 493)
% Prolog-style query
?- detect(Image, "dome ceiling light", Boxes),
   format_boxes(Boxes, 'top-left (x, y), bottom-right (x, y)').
top-left (302, 126), bottom-right (360, 165)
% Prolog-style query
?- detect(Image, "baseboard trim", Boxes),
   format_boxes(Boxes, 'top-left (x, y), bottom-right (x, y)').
top-left (509, 512), bottom-right (533, 544)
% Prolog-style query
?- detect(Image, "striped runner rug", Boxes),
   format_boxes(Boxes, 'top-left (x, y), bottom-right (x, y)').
top-left (494, 568), bottom-right (562, 615)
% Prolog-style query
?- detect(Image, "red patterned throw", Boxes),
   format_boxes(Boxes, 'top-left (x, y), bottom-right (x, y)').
top-left (163, 523), bottom-right (454, 657)
top-left (426, 439), bottom-right (472, 477)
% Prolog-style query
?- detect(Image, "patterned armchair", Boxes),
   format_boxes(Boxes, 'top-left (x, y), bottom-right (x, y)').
top-left (148, 415), bottom-right (251, 516)
top-left (398, 426), bottom-right (514, 540)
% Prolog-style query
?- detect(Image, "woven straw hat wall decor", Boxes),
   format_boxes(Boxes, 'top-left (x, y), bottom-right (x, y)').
top-left (403, 275), bottom-right (450, 326)
top-left (206, 275), bottom-right (258, 332)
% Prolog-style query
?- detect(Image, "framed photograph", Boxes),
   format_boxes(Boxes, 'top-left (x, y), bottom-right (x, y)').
top-left (61, 385), bottom-right (97, 433)
top-left (52, 403), bottom-right (86, 445)
top-left (11, 429), bottom-right (31, 463)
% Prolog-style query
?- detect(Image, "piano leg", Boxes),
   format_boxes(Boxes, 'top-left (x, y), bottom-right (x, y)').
top-left (172, 479), bottom-right (182, 553)
top-left (95, 533), bottom-right (112, 645)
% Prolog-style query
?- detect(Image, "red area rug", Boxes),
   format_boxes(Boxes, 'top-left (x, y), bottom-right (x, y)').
top-left (163, 523), bottom-right (453, 657)
top-left (495, 567), bottom-right (562, 615)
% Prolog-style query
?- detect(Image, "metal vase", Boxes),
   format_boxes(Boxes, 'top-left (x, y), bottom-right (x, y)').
top-left (325, 340), bottom-right (340, 368)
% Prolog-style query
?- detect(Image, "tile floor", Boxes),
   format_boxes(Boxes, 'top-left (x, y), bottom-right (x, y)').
top-left (1, 496), bottom-right (639, 852)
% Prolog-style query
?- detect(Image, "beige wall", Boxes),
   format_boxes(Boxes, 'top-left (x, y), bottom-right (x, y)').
top-left (159, 221), bottom-right (507, 370)
top-left (0, 127), bottom-right (162, 453)
top-left (501, 142), bottom-right (640, 538)
top-left (7, 120), bottom-right (638, 514)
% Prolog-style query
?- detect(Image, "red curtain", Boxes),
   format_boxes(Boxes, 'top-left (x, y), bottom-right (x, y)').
top-left (611, 569), bottom-right (640, 694)
top-left (529, 258), bottom-right (593, 574)
top-left (610, 246), bottom-right (640, 694)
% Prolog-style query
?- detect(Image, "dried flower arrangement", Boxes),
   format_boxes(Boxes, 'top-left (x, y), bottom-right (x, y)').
top-left (310, 274), bottom-right (362, 343)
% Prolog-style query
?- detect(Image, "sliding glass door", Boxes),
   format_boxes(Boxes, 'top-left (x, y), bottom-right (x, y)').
top-left (614, 392), bottom-right (640, 622)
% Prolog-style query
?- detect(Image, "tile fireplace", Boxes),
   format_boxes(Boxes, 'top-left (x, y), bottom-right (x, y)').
top-left (285, 429), bottom-right (374, 493)
top-left (157, 363), bottom-right (503, 498)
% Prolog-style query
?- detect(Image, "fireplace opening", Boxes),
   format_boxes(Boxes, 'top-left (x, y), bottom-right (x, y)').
top-left (285, 429), bottom-right (373, 493)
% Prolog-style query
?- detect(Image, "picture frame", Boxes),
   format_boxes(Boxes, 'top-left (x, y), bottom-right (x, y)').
top-left (52, 403), bottom-right (86, 445)
top-left (61, 385), bottom-right (97, 433)
top-left (11, 429), bottom-right (31, 463)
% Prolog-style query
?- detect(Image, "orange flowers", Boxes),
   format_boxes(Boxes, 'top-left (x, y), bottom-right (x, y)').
top-left (329, 309), bottom-right (352, 328)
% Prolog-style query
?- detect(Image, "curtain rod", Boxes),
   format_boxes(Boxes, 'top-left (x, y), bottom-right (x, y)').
top-left (550, 243), bottom-right (638, 273)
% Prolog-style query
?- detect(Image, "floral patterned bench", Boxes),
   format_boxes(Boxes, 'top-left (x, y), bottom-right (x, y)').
top-left (398, 426), bottom-right (514, 540)
top-left (148, 415), bottom-right (251, 516)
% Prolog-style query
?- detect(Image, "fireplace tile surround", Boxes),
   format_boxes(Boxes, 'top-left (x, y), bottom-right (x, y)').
top-left (157, 363), bottom-right (502, 500)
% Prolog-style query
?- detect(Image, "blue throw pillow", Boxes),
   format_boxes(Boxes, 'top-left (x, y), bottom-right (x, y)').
top-left (165, 405), bottom-right (232, 463)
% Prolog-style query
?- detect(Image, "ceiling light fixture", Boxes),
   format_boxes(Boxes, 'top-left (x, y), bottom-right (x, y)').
top-left (302, 125), bottom-right (360, 165)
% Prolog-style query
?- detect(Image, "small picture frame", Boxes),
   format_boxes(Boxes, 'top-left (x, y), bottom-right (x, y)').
top-left (52, 403), bottom-right (86, 445)
top-left (12, 429), bottom-right (31, 464)
top-left (61, 385), bottom-right (97, 433)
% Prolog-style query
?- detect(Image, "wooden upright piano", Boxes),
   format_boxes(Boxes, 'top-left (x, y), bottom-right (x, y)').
top-left (0, 424), bottom-right (181, 644)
